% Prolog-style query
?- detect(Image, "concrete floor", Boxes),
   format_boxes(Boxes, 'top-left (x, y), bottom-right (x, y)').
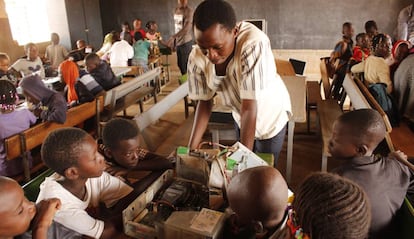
top-left (119, 62), bottom-right (342, 191)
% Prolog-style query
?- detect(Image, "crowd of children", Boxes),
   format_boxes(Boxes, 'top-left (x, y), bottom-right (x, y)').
top-left (329, 20), bottom-right (414, 128)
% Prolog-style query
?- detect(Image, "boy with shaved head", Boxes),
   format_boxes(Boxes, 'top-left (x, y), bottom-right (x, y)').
top-left (331, 109), bottom-right (414, 238)
top-left (226, 166), bottom-right (290, 239)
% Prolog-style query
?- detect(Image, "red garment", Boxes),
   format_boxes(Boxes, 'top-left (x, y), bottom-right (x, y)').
top-left (352, 46), bottom-right (370, 62)
top-left (59, 60), bottom-right (79, 102)
top-left (131, 29), bottom-right (146, 39)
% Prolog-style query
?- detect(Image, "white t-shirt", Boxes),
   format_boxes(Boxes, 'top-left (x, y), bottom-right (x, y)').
top-left (11, 57), bottom-right (45, 78)
top-left (109, 40), bottom-right (134, 67)
top-left (36, 172), bottom-right (133, 238)
top-left (188, 22), bottom-right (291, 140)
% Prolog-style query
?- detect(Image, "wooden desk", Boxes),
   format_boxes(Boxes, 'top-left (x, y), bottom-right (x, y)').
top-left (111, 66), bottom-right (133, 78)
top-left (281, 75), bottom-right (307, 183)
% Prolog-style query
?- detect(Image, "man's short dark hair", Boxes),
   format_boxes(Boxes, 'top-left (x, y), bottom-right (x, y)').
top-left (356, 32), bottom-right (366, 42)
top-left (41, 128), bottom-right (89, 175)
top-left (85, 53), bottom-right (100, 64)
top-left (193, 0), bottom-right (236, 32)
top-left (365, 20), bottom-right (378, 32)
top-left (337, 109), bottom-right (386, 146)
top-left (102, 118), bottom-right (140, 150)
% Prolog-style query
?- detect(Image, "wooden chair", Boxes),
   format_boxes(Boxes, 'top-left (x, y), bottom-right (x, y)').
top-left (317, 57), bottom-right (343, 171)
top-left (275, 59), bottom-right (296, 76)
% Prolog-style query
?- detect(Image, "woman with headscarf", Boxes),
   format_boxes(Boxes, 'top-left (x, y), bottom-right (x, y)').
top-left (20, 75), bottom-right (67, 124)
top-left (96, 32), bottom-right (114, 58)
top-left (390, 40), bottom-right (411, 81)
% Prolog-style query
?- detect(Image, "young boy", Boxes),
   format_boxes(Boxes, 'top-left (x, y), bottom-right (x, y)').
top-left (84, 53), bottom-right (120, 91)
top-left (36, 127), bottom-right (134, 239)
top-left (292, 172), bottom-right (371, 239)
top-left (101, 118), bottom-right (173, 184)
top-left (330, 109), bottom-right (414, 238)
top-left (0, 53), bottom-right (18, 85)
top-left (329, 22), bottom-right (354, 99)
top-left (351, 34), bottom-right (393, 94)
top-left (351, 33), bottom-right (370, 64)
top-left (10, 43), bottom-right (45, 79)
top-left (226, 166), bottom-right (290, 239)
top-left (0, 176), bottom-right (61, 239)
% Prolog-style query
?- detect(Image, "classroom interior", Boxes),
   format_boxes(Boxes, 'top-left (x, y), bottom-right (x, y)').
top-left (1, 0), bottom-right (414, 238)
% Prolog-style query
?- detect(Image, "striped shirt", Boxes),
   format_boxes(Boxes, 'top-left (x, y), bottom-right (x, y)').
top-left (188, 22), bottom-right (291, 140)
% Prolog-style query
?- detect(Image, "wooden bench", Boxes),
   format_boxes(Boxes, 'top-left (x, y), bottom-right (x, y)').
top-left (134, 81), bottom-right (189, 152)
top-left (317, 57), bottom-right (344, 171)
top-left (5, 96), bottom-right (104, 182)
top-left (343, 75), bottom-right (414, 158)
top-left (102, 67), bottom-right (161, 120)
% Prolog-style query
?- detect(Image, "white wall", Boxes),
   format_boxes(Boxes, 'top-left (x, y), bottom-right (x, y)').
top-left (46, 0), bottom-right (71, 49)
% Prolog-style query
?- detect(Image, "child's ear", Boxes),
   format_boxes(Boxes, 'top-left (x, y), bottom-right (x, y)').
top-left (103, 148), bottom-right (112, 158)
top-left (356, 145), bottom-right (368, 156)
top-left (64, 167), bottom-right (79, 180)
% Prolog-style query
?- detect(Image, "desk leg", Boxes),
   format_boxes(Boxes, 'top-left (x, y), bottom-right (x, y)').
top-left (211, 129), bottom-right (219, 149)
top-left (287, 120), bottom-right (294, 183)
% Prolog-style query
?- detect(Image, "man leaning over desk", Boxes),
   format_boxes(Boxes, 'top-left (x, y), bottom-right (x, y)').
top-left (187, 0), bottom-right (291, 166)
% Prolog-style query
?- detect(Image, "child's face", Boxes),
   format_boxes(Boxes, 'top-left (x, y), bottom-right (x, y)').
top-left (85, 60), bottom-right (98, 73)
top-left (75, 135), bottom-right (106, 178)
top-left (343, 26), bottom-right (354, 39)
top-left (328, 121), bottom-right (359, 159)
top-left (362, 35), bottom-right (370, 49)
top-left (110, 137), bottom-right (140, 168)
top-left (375, 39), bottom-right (391, 58)
top-left (27, 46), bottom-right (39, 61)
top-left (0, 180), bottom-right (36, 237)
top-left (0, 58), bottom-right (9, 73)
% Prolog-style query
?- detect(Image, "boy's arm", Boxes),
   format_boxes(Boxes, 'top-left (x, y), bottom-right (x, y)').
top-left (135, 150), bottom-right (173, 171)
top-left (32, 198), bottom-right (61, 239)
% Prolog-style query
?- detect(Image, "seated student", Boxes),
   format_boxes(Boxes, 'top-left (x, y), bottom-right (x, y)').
top-left (45, 33), bottom-right (69, 71)
top-left (10, 43), bottom-right (45, 79)
top-left (120, 21), bottom-right (133, 45)
top-left (58, 59), bottom-right (79, 104)
top-left (36, 127), bottom-right (134, 239)
top-left (329, 22), bottom-right (354, 99)
top-left (365, 20), bottom-right (379, 48)
top-left (131, 32), bottom-right (151, 72)
top-left (291, 172), bottom-right (371, 239)
top-left (73, 72), bottom-right (105, 105)
top-left (68, 40), bottom-right (92, 62)
top-left (0, 53), bottom-right (18, 85)
top-left (394, 50), bottom-right (414, 127)
top-left (351, 33), bottom-right (393, 94)
top-left (0, 80), bottom-right (36, 177)
top-left (330, 109), bottom-right (414, 238)
top-left (350, 32), bottom-right (370, 66)
top-left (20, 75), bottom-right (67, 124)
top-left (85, 53), bottom-right (120, 91)
top-left (96, 32), bottom-right (114, 58)
top-left (390, 40), bottom-right (411, 80)
top-left (0, 176), bottom-right (64, 239)
top-left (226, 166), bottom-right (289, 239)
top-left (101, 118), bottom-right (173, 183)
top-left (108, 31), bottom-right (134, 67)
